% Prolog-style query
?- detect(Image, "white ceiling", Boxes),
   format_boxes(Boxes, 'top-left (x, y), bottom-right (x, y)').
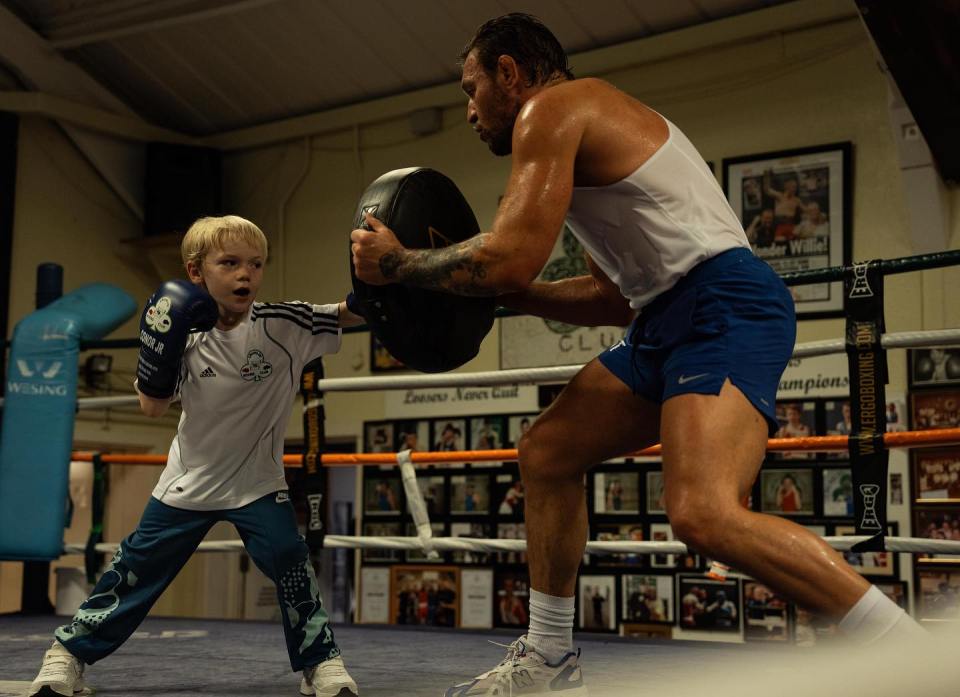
top-left (0, 0), bottom-right (794, 136)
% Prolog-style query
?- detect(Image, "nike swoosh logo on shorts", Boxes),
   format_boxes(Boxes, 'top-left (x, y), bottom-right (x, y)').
top-left (678, 373), bottom-right (709, 385)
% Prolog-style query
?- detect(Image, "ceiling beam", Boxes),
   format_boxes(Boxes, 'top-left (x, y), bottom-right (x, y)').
top-left (0, 3), bottom-right (183, 220)
top-left (0, 3), bottom-right (131, 114)
top-left (0, 91), bottom-right (197, 144)
top-left (48, 0), bottom-right (288, 50)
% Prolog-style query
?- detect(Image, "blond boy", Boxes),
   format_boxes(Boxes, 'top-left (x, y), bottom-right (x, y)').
top-left (30, 216), bottom-right (362, 697)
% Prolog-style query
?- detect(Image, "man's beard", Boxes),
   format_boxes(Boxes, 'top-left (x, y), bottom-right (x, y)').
top-left (487, 122), bottom-right (514, 156)
top-left (486, 99), bottom-right (520, 156)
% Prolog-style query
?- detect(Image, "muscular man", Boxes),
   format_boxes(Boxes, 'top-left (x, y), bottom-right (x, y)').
top-left (351, 13), bottom-right (923, 695)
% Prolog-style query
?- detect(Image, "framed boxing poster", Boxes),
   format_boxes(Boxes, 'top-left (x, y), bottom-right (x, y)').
top-left (579, 575), bottom-right (617, 631)
top-left (390, 565), bottom-right (460, 627)
top-left (677, 574), bottom-right (741, 633)
top-left (622, 574), bottom-right (674, 624)
top-left (363, 475), bottom-right (404, 516)
top-left (910, 389), bottom-right (960, 430)
top-left (494, 569), bottom-right (530, 628)
top-left (909, 348), bottom-right (960, 388)
top-left (723, 142), bottom-right (852, 319)
top-left (822, 468), bottom-right (854, 518)
top-left (760, 468), bottom-right (815, 517)
top-left (912, 448), bottom-right (960, 503)
top-left (913, 507), bottom-right (960, 561)
top-left (771, 400), bottom-right (817, 461)
top-left (915, 565), bottom-right (960, 623)
top-left (742, 580), bottom-right (792, 642)
top-left (450, 474), bottom-right (490, 515)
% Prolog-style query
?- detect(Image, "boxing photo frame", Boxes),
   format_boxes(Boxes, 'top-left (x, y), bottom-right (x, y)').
top-left (742, 580), bottom-right (793, 642)
top-left (910, 389), bottom-right (960, 430)
top-left (390, 565), bottom-right (460, 628)
top-left (723, 142), bottom-right (852, 319)
top-left (914, 565), bottom-right (960, 623)
top-left (621, 574), bottom-right (674, 624)
top-left (909, 348), bottom-right (960, 388)
top-left (912, 447), bottom-right (960, 503)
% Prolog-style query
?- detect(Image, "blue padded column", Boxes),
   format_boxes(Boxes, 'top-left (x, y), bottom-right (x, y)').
top-left (0, 283), bottom-right (136, 560)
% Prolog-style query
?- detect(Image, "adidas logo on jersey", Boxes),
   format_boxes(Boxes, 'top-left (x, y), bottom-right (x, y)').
top-left (199, 366), bottom-right (217, 378)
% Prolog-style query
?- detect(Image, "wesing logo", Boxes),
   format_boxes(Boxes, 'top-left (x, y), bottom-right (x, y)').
top-left (6, 359), bottom-right (69, 396)
top-left (16, 360), bottom-right (62, 379)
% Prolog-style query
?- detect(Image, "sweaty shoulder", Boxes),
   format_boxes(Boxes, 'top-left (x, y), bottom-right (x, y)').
top-left (514, 80), bottom-right (588, 143)
top-left (527, 79), bottom-right (668, 186)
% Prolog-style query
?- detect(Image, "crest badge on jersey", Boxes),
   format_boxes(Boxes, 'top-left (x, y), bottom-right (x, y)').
top-left (240, 349), bottom-right (273, 382)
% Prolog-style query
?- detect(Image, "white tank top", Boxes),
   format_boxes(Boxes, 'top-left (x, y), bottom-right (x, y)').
top-left (564, 117), bottom-right (749, 310)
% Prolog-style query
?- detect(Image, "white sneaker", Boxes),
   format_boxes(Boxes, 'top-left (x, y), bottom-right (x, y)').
top-left (444, 636), bottom-right (587, 696)
top-left (299, 656), bottom-right (359, 696)
top-left (28, 641), bottom-right (86, 697)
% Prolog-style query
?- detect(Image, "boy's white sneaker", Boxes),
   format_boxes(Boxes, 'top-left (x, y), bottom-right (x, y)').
top-left (299, 655), bottom-right (359, 696)
top-left (28, 641), bottom-right (86, 697)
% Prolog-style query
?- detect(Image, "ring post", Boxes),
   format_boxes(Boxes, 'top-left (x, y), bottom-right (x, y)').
top-left (844, 260), bottom-right (889, 552)
top-left (301, 357), bottom-right (327, 552)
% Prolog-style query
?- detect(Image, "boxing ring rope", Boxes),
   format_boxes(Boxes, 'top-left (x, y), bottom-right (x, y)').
top-left (67, 425), bottom-right (960, 561)
top-left (7, 326), bottom-right (959, 411)
top-left (68, 427), bottom-right (960, 466)
top-left (779, 248), bottom-right (960, 285)
top-left (63, 535), bottom-right (960, 557)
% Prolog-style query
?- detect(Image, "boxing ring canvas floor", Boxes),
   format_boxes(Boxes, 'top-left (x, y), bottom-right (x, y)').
top-left (0, 616), bottom-right (756, 696)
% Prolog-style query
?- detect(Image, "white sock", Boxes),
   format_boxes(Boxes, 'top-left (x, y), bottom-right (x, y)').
top-left (527, 589), bottom-right (575, 663)
top-left (839, 585), bottom-right (927, 643)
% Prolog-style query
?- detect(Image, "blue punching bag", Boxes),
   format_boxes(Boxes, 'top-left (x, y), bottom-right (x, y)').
top-left (0, 282), bottom-right (136, 560)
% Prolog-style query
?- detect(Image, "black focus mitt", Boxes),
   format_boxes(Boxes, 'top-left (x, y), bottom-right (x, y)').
top-left (349, 167), bottom-right (495, 373)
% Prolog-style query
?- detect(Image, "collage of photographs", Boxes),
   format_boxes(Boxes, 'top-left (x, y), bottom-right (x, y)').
top-left (908, 348), bottom-right (960, 625)
top-left (356, 378), bottom-right (952, 641)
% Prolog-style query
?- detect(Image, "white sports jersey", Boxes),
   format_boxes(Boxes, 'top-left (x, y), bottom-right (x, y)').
top-left (152, 301), bottom-right (341, 510)
top-left (564, 117), bottom-right (750, 310)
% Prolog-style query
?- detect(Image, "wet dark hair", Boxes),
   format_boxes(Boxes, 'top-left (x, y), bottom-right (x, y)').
top-left (459, 13), bottom-right (574, 86)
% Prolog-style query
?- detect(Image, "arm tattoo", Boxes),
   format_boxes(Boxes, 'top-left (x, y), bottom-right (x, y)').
top-left (382, 236), bottom-right (499, 296)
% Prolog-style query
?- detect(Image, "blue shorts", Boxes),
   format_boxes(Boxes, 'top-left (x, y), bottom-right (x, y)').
top-left (598, 247), bottom-right (796, 435)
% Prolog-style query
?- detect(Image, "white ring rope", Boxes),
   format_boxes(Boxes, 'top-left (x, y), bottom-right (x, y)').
top-left (313, 328), bottom-right (960, 392)
top-left (64, 535), bottom-right (960, 557)
top-left (38, 326), bottom-right (960, 410)
top-left (791, 328), bottom-right (960, 359)
top-left (397, 448), bottom-right (439, 560)
top-left (63, 444), bottom-right (960, 561)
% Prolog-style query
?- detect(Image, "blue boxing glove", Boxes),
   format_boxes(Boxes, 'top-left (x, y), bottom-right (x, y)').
top-left (345, 291), bottom-right (364, 318)
top-left (136, 280), bottom-right (218, 399)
